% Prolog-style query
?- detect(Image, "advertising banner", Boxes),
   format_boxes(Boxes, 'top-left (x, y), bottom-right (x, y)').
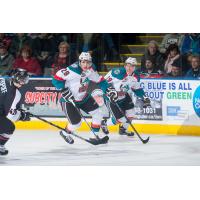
top-left (20, 78), bottom-right (110, 118)
top-left (19, 78), bottom-right (200, 126)
top-left (20, 78), bottom-right (64, 117)
top-left (161, 79), bottom-right (200, 126)
top-left (132, 79), bottom-right (164, 120)
top-left (135, 79), bottom-right (200, 126)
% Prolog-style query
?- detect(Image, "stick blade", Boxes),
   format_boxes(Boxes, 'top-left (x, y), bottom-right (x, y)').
top-left (142, 136), bottom-right (150, 144)
top-left (88, 136), bottom-right (109, 145)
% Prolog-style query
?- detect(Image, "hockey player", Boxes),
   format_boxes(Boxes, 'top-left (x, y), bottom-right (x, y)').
top-left (101, 57), bottom-right (151, 136)
top-left (0, 69), bottom-right (31, 155)
top-left (52, 52), bottom-right (118, 143)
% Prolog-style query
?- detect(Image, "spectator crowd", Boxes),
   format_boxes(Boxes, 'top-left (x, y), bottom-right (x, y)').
top-left (138, 33), bottom-right (200, 79)
top-left (0, 33), bottom-right (200, 79)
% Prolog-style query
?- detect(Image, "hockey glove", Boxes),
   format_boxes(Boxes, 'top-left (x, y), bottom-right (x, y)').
top-left (20, 110), bottom-right (31, 121)
top-left (106, 86), bottom-right (118, 103)
top-left (143, 97), bottom-right (151, 108)
top-left (61, 87), bottom-right (75, 102)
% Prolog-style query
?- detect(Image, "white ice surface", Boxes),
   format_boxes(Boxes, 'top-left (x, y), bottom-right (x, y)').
top-left (1, 130), bottom-right (200, 165)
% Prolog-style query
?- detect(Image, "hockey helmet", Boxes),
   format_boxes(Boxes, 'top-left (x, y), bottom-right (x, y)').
top-left (12, 68), bottom-right (29, 85)
top-left (125, 57), bottom-right (137, 66)
top-left (79, 52), bottom-right (92, 62)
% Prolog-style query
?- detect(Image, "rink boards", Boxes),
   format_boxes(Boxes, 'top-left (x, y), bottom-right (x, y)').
top-left (15, 78), bottom-right (200, 136)
top-left (15, 118), bottom-right (200, 136)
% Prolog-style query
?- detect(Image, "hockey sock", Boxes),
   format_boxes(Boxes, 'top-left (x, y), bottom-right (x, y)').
top-left (91, 123), bottom-right (100, 134)
top-left (121, 122), bottom-right (129, 130)
top-left (106, 117), bottom-right (117, 126)
top-left (67, 121), bottom-right (82, 132)
top-left (118, 116), bottom-right (127, 124)
top-left (0, 132), bottom-right (12, 146)
top-left (0, 137), bottom-right (8, 146)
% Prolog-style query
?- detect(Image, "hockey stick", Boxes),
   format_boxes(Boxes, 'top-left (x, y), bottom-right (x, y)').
top-left (21, 110), bottom-right (104, 145)
top-left (115, 102), bottom-right (150, 144)
top-left (104, 96), bottom-right (150, 144)
top-left (69, 100), bottom-right (109, 144)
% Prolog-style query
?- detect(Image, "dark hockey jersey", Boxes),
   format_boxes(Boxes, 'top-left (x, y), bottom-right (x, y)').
top-left (0, 78), bottom-right (22, 121)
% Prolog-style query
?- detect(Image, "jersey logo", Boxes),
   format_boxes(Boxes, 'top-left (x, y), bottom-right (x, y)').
top-left (81, 72), bottom-right (86, 77)
top-left (114, 69), bottom-right (120, 75)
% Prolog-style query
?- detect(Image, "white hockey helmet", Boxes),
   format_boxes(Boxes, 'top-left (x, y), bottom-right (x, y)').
top-left (79, 52), bottom-right (92, 62)
top-left (125, 57), bottom-right (137, 66)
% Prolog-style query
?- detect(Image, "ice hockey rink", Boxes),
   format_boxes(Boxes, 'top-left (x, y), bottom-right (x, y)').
top-left (1, 130), bottom-right (200, 166)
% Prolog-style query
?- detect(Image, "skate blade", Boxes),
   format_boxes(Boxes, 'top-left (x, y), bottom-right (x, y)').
top-left (127, 133), bottom-right (134, 137)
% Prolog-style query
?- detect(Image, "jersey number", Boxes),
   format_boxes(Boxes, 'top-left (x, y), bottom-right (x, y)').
top-left (61, 69), bottom-right (70, 76)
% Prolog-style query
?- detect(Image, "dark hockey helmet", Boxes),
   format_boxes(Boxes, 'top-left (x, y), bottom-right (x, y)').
top-left (12, 68), bottom-right (29, 85)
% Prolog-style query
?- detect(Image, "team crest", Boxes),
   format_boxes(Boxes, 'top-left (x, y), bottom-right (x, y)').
top-left (71, 63), bottom-right (78, 68)
top-left (114, 69), bottom-right (120, 75)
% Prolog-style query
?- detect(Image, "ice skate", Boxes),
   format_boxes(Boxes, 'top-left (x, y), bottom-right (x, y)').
top-left (101, 119), bottom-right (109, 135)
top-left (60, 130), bottom-right (74, 144)
top-left (119, 125), bottom-right (134, 137)
top-left (0, 145), bottom-right (8, 155)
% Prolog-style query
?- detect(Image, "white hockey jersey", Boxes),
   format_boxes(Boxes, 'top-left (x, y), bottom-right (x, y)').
top-left (52, 62), bottom-right (109, 102)
top-left (104, 67), bottom-right (145, 100)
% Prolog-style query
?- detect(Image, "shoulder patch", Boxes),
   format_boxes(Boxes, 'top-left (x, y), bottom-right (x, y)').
top-left (111, 67), bottom-right (126, 80)
top-left (68, 62), bottom-right (81, 74)
top-left (70, 62), bottom-right (79, 68)
top-left (114, 69), bottom-right (120, 75)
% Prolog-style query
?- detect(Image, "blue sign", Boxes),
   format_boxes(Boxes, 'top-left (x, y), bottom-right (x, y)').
top-left (167, 106), bottom-right (180, 116)
top-left (193, 85), bottom-right (200, 118)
